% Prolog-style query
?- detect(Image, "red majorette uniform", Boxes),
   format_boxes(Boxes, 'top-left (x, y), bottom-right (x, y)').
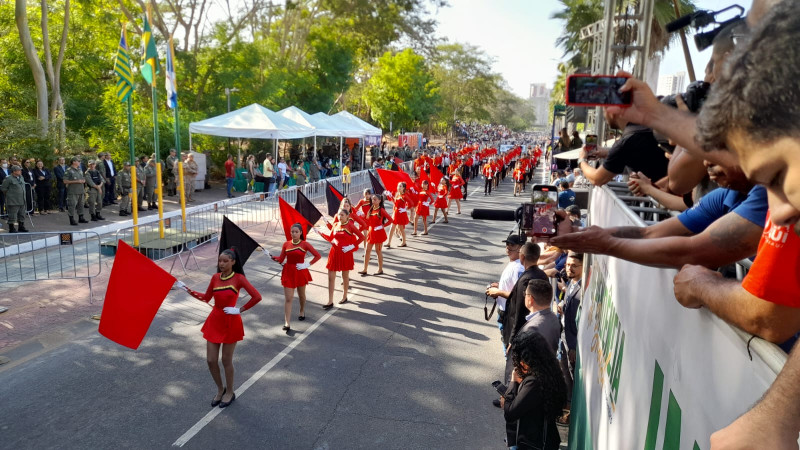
top-left (325, 220), bottom-right (364, 272)
top-left (273, 239), bottom-right (322, 288)
top-left (449, 175), bottom-right (464, 200)
top-left (365, 206), bottom-right (394, 244)
top-left (354, 198), bottom-right (371, 216)
top-left (416, 190), bottom-right (433, 217)
top-left (513, 168), bottom-right (524, 182)
top-left (187, 273), bottom-right (262, 344)
top-left (434, 184), bottom-right (449, 209)
top-left (330, 210), bottom-right (367, 232)
top-left (391, 195), bottom-right (411, 226)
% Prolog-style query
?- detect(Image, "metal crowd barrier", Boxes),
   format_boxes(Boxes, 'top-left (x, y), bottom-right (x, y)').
top-left (0, 231), bottom-right (102, 299)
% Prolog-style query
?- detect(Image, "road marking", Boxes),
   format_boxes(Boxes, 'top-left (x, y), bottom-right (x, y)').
top-left (172, 289), bottom-right (357, 447)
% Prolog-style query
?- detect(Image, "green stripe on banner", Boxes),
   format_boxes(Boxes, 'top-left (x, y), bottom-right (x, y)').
top-left (693, 441), bottom-right (701, 450)
top-left (568, 346), bottom-right (593, 450)
top-left (644, 361), bottom-right (664, 450)
top-left (663, 390), bottom-right (682, 450)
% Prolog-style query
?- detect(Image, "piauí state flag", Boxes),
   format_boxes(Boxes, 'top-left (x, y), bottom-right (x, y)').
top-left (114, 26), bottom-right (134, 102)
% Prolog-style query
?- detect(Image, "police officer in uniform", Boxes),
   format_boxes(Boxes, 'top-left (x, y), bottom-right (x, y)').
top-left (117, 161), bottom-right (133, 216)
top-left (84, 160), bottom-right (106, 221)
top-left (135, 158), bottom-right (146, 210)
top-left (0, 165), bottom-right (28, 233)
top-left (166, 148), bottom-right (178, 196)
top-left (64, 157), bottom-right (88, 226)
top-left (144, 158), bottom-right (158, 210)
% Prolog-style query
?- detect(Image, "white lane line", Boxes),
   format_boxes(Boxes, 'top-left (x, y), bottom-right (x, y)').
top-left (172, 289), bottom-right (358, 447)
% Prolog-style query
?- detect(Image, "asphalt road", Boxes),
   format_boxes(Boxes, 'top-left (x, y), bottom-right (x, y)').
top-left (0, 176), bottom-right (536, 450)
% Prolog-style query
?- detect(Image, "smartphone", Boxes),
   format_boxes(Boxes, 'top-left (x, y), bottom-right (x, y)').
top-left (584, 134), bottom-right (598, 159)
top-left (521, 202), bottom-right (535, 230)
top-left (532, 185), bottom-right (558, 237)
top-left (492, 380), bottom-right (508, 396)
top-left (566, 75), bottom-right (632, 107)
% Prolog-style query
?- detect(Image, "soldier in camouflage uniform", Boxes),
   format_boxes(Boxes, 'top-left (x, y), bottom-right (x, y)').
top-left (134, 159), bottom-right (145, 210)
top-left (166, 148), bottom-right (178, 196)
top-left (84, 160), bottom-right (106, 221)
top-left (144, 159), bottom-right (158, 210)
top-left (64, 157), bottom-right (88, 226)
top-left (117, 162), bottom-right (133, 216)
top-left (0, 165), bottom-right (28, 233)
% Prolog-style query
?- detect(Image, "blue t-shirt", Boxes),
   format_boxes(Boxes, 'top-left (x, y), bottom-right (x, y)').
top-left (677, 186), bottom-right (768, 234)
top-left (558, 189), bottom-right (576, 208)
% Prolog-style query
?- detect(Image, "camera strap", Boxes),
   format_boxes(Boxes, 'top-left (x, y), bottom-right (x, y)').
top-left (484, 294), bottom-right (497, 321)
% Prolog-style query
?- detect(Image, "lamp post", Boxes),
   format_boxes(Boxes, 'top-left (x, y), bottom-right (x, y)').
top-left (225, 87), bottom-right (240, 163)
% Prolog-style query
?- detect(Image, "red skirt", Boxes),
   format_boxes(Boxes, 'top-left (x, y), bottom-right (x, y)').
top-left (434, 196), bottom-right (448, 209)
top-left (393, 210), bottom-right (409, 226)
top-left (202, 308), bottom-right (245, 344)
top-left (416, 205), bottom-right (430, 217)
top-left (448, 188), bottom-right (463, 200)
top-left (367, 226), bottom-right (388, 244)
top-left (281, 264), bottom-right (312, 288)
top-left (326, 247), bottom-right (355, 271)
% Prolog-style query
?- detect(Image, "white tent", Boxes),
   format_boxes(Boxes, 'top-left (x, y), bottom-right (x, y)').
top-left (311, 112), bottom-right (370, 166)
top-left (189, 103), bottom-right (314, 140)
top-left (333, 110), bottom-right (382, 137)
top-left (279, 107), bottom-right (354, 160)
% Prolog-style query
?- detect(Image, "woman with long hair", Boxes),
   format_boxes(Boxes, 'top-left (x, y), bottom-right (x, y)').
top-left (432, 178), bottom-right (450, 224)
top-left (385, 182), bottom-right (410, 248)
top-left (272, 223), bottom-right (321, 332)
top-left (358, 194), bottom-right (393, 276)
top-left (353, 188), bottom-right (372, 219)
top-left (413, 180), bottom-right (432, 235)
top-left (331, 197), bottom-right (367, 231)
top-left (324, 208), bottom-right (364, 308)
top-left (503, 331), bottom-right (567, 450)
top-left (447, 171), bottom-right (464, 215)
top-left (178, 248), bottom-right (262, 409)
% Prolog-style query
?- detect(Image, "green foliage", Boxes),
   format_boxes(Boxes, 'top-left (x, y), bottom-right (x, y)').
top-left (365, 49), bottom-right (440, 131)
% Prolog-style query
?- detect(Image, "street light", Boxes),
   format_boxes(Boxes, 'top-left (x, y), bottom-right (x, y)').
top-left (225, 87), bottom-right (239, 160)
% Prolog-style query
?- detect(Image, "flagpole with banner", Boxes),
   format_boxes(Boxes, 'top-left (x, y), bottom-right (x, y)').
top-left (165, 35), bottom-right (181, 240)
top-left (114, 24), bottom-right (138, 246)
top-left (141, 4), bottom-right (164, 239)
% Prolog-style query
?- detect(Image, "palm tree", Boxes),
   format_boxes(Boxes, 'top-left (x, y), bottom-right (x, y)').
top-left (551, 0), bottom-right (696, 66)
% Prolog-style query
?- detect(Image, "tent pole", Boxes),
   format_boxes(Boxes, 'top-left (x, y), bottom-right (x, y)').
top-left (339, 136), bottom-right (343, 171)
top-left (314, 135), bottom-right (318, 160)
top-left (361, 136), bottom-right (365, 171)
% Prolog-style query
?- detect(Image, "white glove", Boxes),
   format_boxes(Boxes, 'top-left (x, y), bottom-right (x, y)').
top-left (374, 225), bottom-right (383, 231)
top-left (398, 208), bottom-right (407, 213)
top-left (174, 280), bottom-right (187, 291)
top-left (357, 210), bottom-right (365, 216)
top-left (342, 244), bottom-right (355, 253)
top-left (422, 202), bottom-right (430, 207)
top-left (296, 262), bottom-right (311, 270)
top-left (223, 306), bottom-right (240, 315)
top-left (332, 238), bottom-right (340, 247)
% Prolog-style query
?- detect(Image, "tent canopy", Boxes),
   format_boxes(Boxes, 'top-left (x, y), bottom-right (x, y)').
top-left (188, 103), bottom-right (314, 139)
top-left (333, 110), bottom-right (382, 137)
top-left (311, 112), bottom-right (365, 137)
top-left (278, 106), bottom-right (352, 138)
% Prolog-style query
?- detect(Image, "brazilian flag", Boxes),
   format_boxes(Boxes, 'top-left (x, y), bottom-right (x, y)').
top-left (140, 9), bottom-right (160, 86)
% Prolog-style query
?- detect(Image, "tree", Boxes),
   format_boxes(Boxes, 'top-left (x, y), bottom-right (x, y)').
top-left (364, 48), bottom-right (439, 132)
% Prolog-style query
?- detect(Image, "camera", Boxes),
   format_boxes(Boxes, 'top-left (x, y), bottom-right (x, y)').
top-left (660, 80), bottom-right (710, 113)
top-left (471, 185), bottom-right (561, 237)
top-left (666, 4), bottom-right (745, 51)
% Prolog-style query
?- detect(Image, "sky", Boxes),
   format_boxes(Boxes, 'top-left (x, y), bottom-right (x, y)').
top-left (432, 0), bottom-right (746, 98)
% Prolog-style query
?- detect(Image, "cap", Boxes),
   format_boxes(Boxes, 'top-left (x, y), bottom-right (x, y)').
top-left (123, 161), bottom-right (131, 166)
top-left (88, 160), bottom-right (96, 165)
top-left (502, 234), bottom-right (524, 246)
top-left (70, 157), bottom-right (80, 163)
top-left (566, 205), bottom-right (581, 216)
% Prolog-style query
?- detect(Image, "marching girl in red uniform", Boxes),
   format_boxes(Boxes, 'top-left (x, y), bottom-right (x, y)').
top-left (448, 172), bottom-right (464, 215)
top-left (271, 223), bottom-right (321, 332)
top-left (331, 197), bottom-right (367, 231)
top-left (325, 209), bottom-right (364, 308)
top-left (432, 178), bottom-right (450, 224)
top-left (359, 194), bottom-right (393, 275)
top-left (513, 161), bottom-right (525, 197)
top-left (386, 182), bottom-right (411, 248)
top-left (353, 189), bottom-right (372, 220)
top-left (179, 248), bottom-right (261, 409)
top-left (413, 180), bottom-right (433, 236)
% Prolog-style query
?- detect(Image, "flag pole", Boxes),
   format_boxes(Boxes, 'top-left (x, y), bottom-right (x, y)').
top-left (128, 96), bottom-right (139, 247)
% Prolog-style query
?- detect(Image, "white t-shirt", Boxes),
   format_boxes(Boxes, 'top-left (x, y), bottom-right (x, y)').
top-left (497, 259), bottom-right (524, 311)
top-left (277, 162), bottom-right (288, 177)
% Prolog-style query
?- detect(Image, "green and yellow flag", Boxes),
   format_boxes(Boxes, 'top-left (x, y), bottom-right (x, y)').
top-left (140, 7), bottom-right (160, 87)
top-left (114, 25), bottom-right (134, 102)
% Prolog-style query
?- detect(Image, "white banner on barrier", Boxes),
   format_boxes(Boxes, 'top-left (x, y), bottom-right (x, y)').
top-left (572, 187), bottom-right (782, 450)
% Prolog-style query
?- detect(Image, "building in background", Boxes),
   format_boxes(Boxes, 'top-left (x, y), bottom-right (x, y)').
top-left (657, 71), bottom-right (686, 96)
top-left (529, 83), bottom-right (551, 127)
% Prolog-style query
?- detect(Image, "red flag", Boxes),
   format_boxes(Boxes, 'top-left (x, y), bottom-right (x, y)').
top-left (377, 169), bottom-right (418, 206)
top-left (98, 241), bottom-right (176, 349)
top-left (429, 165), bottom-right (444, 187)
top-left (279, 197), bottom-right (313, 241)
top-left (418, 168), bottom-right (429, 189)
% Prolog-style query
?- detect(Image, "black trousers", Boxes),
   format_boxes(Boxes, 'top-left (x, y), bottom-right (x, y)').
top-left (485, 178), bottom-right (492, 195)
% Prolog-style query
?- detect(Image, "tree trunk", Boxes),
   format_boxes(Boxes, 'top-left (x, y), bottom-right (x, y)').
top-left (16, 0), bottom-right (49, 136)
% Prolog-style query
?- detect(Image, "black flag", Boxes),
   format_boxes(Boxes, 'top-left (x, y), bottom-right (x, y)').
top-left (325, 181), bottom-right (344, 216)
top-left (219, 216), bottom-right (260, 265)
top-left (295, 190), bottom-right (323, 228)
top-left (368, 170), bottom-right (385, 196)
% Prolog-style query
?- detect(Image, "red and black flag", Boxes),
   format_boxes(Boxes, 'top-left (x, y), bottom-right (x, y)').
top-left (295, 190), bottom-right (323, 228)
top-left (325, 181), bottom-right (344, 216)
top-left (393, 157), bottom-right (403, 171)
top-left (219, 216), bottom-right (261, 266)
top-left (368, 170), bottom-right (385, 196)
top-left (279, 197), bottom-right (313, 241)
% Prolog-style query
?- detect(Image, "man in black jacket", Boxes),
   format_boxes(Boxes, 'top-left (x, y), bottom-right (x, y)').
top-left (502, 242), bottom-right (547, 384)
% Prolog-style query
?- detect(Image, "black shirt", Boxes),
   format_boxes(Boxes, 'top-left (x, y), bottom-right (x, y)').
top-left (602, 124), bottom-right (668, 181)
